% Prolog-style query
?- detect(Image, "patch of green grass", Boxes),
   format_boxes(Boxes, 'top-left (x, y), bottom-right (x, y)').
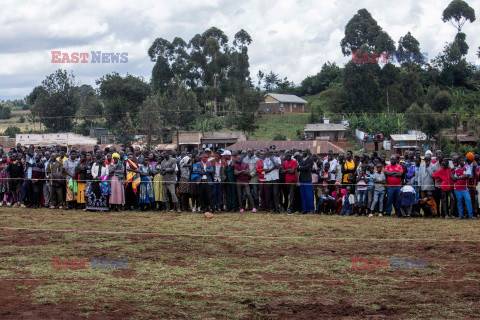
top-left (250, 113), bottom-right (309, 140)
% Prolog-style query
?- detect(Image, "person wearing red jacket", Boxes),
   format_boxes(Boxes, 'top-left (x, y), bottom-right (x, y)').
top-left (432, 159), bottom-right (455, 218)
top-left (256, 151), bottom-right (269, 211)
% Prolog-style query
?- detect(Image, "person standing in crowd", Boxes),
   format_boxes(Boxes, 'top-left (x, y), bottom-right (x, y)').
top-left (46, 153), bottom-right (64, 209)
top-left (63, 150), bottom-right (79, 210)
top-left (244, 148), bottom-right (259, 209)
top-left (75, 153), bottom-right (89, 208)
top-left (189, 154), bottom-right (200, 212)
top-left (161, 152), bottom-right (181, 213)
top-left (264, 149), bottom-right (282, 213)
top-left (125, 154), bottom-right (140, 211)
top-left (342, 151), bottom-right (357, 186)
top-left (178, 154), bottom-right (192, 212)
top-left (138, 157), bottom-right (155, 211)
top-left (152, 154), bottom-right (164, 211)
top-left (256, 151), bottom-right (269, 212)
top-left (0, 154), bottom-right (10, 206)
top-left (465, 152), bottom-right (478, 215)
top-left (31, 154), bottom-right (44, 209)
top-left (222, 150), bottom-right (237, 212)
top-left (370, 163), bottom-right (386, 216)
top-left (108, 153), bottom-right (125, 211)
top-left (196, 153), bottom-right (215, 213)
top-left (356, 163), bottom-right (369, 215)
top-left (452, 157), bottom-right (475, 219)
top-left (281, 151), bottom-right (297, 215)
top-left (7, 154), bottom-right (23, 207)
top-left (43, 151), bottom-right (51, 208)
top-left (433, 159), bottom-right (455, 218)
top-left (87, 154), bottom-right (109, 211)
top-left (212, 151), bottom-right (224, 211)
top-left (418, 154), bottom-right (435, 202)
top-left (234, 155), bottom-right (256, 212)
top-left (298, 148), bottom-right (314, 214)
top-left (385, 155), bottom-right (403, 216)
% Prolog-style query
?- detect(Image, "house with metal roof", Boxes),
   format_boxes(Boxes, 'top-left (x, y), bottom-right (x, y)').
top-left (259, 93), bottom-right (308, 114)
top-left (304, 123), bottom-right (346, 142)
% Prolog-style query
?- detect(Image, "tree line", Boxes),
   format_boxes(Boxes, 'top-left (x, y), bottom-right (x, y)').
top-left (23, 0), bottom-right (480, 147)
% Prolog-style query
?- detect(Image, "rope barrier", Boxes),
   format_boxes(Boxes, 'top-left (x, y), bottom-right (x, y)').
top-left (1, 227), bottom-right (479, 241)
top-left (1, 277), bottom-right (478, 284)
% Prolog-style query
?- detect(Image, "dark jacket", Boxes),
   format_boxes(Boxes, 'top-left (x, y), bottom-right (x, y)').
top-left (298, 156), bottom-right (313, 182)
top-left (195, 161), bottom-right (214, 185)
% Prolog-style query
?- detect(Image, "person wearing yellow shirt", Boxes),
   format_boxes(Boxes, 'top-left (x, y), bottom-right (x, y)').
top-left (342, 150), bottom-right (357, 186)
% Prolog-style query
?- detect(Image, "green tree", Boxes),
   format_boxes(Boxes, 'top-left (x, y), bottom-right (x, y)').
top-left (28, 69), bottom-right (80, 132)
top-left (76, 84), bottom-right (103, 127)
top-left (117, 112), bottom-right (136, 148)
top-left (97, 73), bottom-right (151, 130)
top-left (432, 90), bottom-right (453, 112)
top-left (4, 125), bottom-right (21, 138)
top-left (340, 9), bottom-right (384, 56)
top-left (378, 63), bottom-right (399, 112)
top-left (442, 0), bottom-right (476, 33)
top-left (343, 62), bottom-right (381, 112)
top-left (397, 32), bottom-right (424, 64)
top-left (162, 77), bottom-right (199, 130)
top-left (138, 95), bottom-right (164, 152)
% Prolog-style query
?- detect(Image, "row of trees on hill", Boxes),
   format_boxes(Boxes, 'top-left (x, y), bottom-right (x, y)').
top-left (23, 0), bottom-right (480, 147)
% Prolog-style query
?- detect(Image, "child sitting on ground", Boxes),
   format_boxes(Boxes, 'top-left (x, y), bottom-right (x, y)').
top-left (420, 191), bottom-right (438, 217)
top-left (395, 182), bottom-right (417, 218)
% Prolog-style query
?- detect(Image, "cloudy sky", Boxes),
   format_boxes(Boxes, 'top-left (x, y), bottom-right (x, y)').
top-left (1, 0), bottom-right (479, 100)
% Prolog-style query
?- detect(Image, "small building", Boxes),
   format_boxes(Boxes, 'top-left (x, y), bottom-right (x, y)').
top-left (445, 134), bottom-right (478, 148)
top-left (259, 93), bottom-right (308, 114)
top-left (172, 131), bottom-right (246, 153)
top-left (226, 140), bottom-right (345, 156)
top-left (90, 127), bottom-right (107, 137)
top-left (390, 132), bottom-right (428, 156)
top-left (304, 123), bottom-right (346, 142)
top-left (16, 133), bottom-right (98, 147)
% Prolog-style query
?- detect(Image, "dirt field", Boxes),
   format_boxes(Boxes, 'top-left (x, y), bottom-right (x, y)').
top-left (0, 208), bottom-right (479, 319)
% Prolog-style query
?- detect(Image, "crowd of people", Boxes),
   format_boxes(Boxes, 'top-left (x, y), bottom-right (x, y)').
top-left (0, 143), bottom-right (479, 219)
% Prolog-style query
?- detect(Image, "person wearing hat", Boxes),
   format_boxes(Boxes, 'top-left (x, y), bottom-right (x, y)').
top-left (222, 150), bottom-right (237, 212)
top-left (108, 153), bottom-right (125, 211)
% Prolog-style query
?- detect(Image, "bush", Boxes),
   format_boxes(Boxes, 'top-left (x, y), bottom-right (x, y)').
top-left (273, 133), bottom-right (287, 141)
top-left (4, 125), bottom-right (21, 138)
top-left (19, 116), bottom-right (25, 123)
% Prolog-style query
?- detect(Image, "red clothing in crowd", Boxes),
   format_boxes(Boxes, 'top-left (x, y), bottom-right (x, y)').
top-left (256, 159), bottom-right (265, 181)
top-left (385, 164), bottom-right (403, 187)
top-left (282, 159), bottom-right (298, 183)
top-left (432, 168), bottom-right (454, 191)
top-left (235, 162), bottom-right (249, 182)
top-left (453, 166), bottom-right (470, 191)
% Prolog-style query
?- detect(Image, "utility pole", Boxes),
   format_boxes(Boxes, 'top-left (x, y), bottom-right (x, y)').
top-left (175, 105), bottom-right (180, 153)
top-left (454, 112), bottom-right (458, 153)
top-left (213, 73), bottom-right (218, 116)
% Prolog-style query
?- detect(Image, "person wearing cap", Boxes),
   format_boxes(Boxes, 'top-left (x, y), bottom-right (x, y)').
top-left (244, 148), bottom-right (259, 209)
top-left (222, 150), bottom-right (237, 212)
top-left (196, 153), bottom-right (215, 213)
top-left (212, 151), bottom-right (224, 211)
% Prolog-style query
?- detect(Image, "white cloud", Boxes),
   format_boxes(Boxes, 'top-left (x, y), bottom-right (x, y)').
top-left (1, 0), bottom-right (479, 99)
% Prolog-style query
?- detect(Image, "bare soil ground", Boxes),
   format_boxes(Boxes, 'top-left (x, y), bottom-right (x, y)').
top-left (0, 208), bottom-right (479, 319)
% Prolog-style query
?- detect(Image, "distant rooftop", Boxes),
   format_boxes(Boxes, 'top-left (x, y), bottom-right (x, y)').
top-left (265, 93), bottom-right (308, 104)
top-left (305, 123), bottom-right (346, 132)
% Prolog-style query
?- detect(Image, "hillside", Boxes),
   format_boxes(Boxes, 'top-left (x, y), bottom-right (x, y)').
top-left (249, 113), bottom-right (310, 141)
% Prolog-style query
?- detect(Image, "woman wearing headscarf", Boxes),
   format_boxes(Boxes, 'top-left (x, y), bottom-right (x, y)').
top-left (178, 154), bottom-right (192, 211)
top-left (151, 153), bottom-right (164, 210)
top-left (138, 157), bottom-right (155, 210)
top-left (86, 154), bottom-right (109, 211)
top-left (125, 153), bottom-right (140, 211)
top-left (108, 153), bottom-right (125, 211)
top-left (75, 153), bottom-right (92, 209)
